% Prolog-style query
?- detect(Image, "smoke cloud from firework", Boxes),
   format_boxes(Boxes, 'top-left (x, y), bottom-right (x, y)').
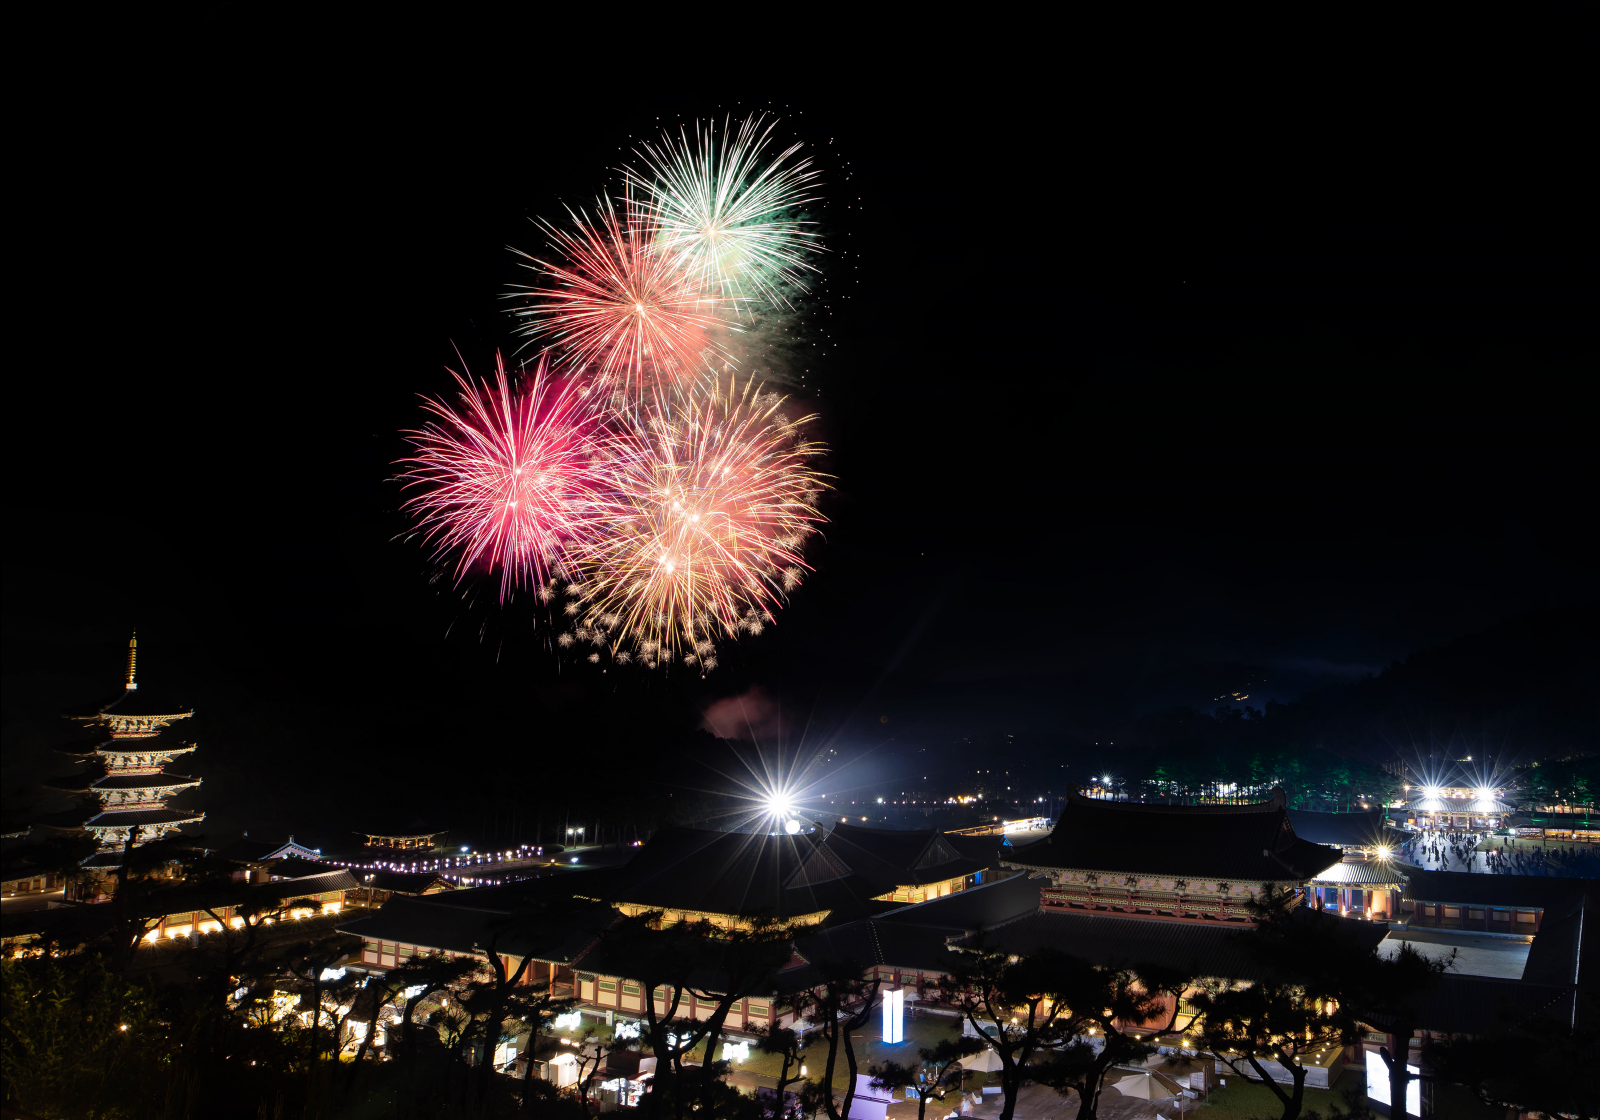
top-left (402, 113), bottom-right (832, 670)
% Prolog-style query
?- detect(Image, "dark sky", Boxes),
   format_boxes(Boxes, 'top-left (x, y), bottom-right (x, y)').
top-left (4, 55), bottom-right (1593, 838)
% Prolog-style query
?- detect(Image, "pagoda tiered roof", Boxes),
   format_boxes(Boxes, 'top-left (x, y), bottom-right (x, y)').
top-left (85, 807), bottom-right (206, 829)
top-left (87, 688), bottom-right (195, 719)
top-left (96, 738), bottom-right (198, 760)
top-left (38, 635), bottom-right (204, 860)
top-left (54, 733), bottom-right (196, 759)
top-left (42, 772), bottom-right (200, 794)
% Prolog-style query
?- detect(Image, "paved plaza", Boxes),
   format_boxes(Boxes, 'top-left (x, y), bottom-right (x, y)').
top-left (1393, 831), bottom-right (1599, 876)
top-left (1379, 928), bottom-right (1532, 979)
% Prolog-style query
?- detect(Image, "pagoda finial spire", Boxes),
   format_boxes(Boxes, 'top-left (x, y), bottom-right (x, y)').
top-left (125, 631), bottom-right (138, 691)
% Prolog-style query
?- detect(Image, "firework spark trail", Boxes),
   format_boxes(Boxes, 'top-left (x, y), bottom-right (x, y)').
top-left (507, 195), bottom-right (733, 397)
top-left (400, 353), bottom-right (615, 600)
top-left (566, 378), bottom-right (826, 669)
top-left (626, 115), bottom-right (821, 310)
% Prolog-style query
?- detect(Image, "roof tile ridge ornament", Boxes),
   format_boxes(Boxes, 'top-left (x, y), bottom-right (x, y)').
top-left (125, 631), bottom-right (138, 690)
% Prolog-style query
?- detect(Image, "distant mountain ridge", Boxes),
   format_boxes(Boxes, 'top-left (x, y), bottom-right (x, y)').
top-left (1274, 601), bottom-right (1597, 759)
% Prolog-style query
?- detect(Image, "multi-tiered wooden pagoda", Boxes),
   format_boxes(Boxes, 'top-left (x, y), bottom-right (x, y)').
top-left (39, 633), bottom-right (204, 871)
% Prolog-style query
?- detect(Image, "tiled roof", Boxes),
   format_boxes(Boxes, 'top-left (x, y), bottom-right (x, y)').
top-left (137, 869), bottom-right (359, 919)
top-left (944, 833), bottom-right (1008, 866)
top-left (795, 823), bottom-right (985, 892)
top-left (1004, 789), bottom-right (1341, 883)
top-left (1400, 867), bottom-right (1590, 909)
top-left (875, 871), bottom-right (1044, 932)
top-left (55, 735), bottom-right (195, 758)
top-left (1309, 859), bottom-right (1407, 887)
top-left (84, 808), bottom-right (204, 828)
top-left (976, 906), bottom-right (1389, 983)
top-left (1287, 810), bottom-right (1392, 848)
top-left (1402, 975), bottom-right (1574, 1036)
top-left (338, 896), bottom-right (503, 955)
top-left (97, 739), bottom-right (197, 757)
top-left (337, 893), bottom-right (615, 965)
top-left (1520, 888), bottom-right (1591, 987)
top-left (783, 874), bottom-right (1047, 981)
top-left (366, 870), bottom-right (454, 894)
top-left (979, 910), bottom-right (1270, 981)
top-left (271, 856), bottom-right (338, 879)
top-left (609, 827), bottom-right (830, 920)
top-left (92, 773), bottom-right (199, 791)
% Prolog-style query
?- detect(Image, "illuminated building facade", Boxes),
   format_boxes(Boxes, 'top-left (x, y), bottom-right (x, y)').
top-left (357, 829), bottom-right (447, 851)
top-left (1406, 784), bottom-right (1513, 829)
top-left (1001, 788), bottom-right (1343, 923)
top-left (1288, 809), bottom-right (1406, 919)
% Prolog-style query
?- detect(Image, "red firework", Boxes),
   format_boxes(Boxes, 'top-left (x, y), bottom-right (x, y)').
top-left (508, 195), bottom-right (732, 397)
top-left (401, 353), bottom-right (610, 598)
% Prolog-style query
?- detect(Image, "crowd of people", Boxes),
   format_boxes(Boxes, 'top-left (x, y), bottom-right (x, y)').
top-left (1398, 827), bottom-right (1597, 876)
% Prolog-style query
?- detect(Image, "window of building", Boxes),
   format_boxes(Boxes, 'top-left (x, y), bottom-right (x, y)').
top-left (622, 983), bottom-right (640, 996)
top-left (1516, 911), bottom-right (1537, 923)
top-left (598, 980), bottom-right (617, 992)
top-left (748, 1002), bottom-right (770, 1017)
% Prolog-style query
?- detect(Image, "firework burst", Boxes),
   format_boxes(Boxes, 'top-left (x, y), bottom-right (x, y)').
top-left (627, 115), bottom-right (821, 309)
top-left (508, 195), bottom-right (732, 397)
top-left (400, 353), bottom-right (613, 599)
top-left (566, 379), bottom-right (825, 668)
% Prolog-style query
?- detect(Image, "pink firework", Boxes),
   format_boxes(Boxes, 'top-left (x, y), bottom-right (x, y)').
top-left (507, 195), bottom-right (732, 397)
top-left (401, 353), bottom-right (610, 598)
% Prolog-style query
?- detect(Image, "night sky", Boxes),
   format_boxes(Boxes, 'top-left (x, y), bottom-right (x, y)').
top-left (4, 64), bottom-right (1592, 843)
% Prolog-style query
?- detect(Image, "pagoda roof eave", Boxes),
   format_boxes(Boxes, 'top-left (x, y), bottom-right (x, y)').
top-left (85, 808), bottom-right (206, 829)
top-left (98, 743), bottom-right (198, 758)
top-left (91, 775), bottom-right (202, 792)
top-left (72, 688), bottom-right (195, 720)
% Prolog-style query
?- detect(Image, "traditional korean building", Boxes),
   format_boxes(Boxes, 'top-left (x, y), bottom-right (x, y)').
top-left (1001, 788), bottom-right (1343, 923)
top-left (1284, 808), bottom-right (1408, 919)
top-left (35, 634), bottom-right (203, 878)
top-left (216, 835), bottom-right (324, 882)
top-left (606, 825), bottom-right (894, 932)
top-left (1399, 868), bottom-right (1585, 935)
top-left (356, 827), bottom-right (447, 852)
top-left (336, 825), bottom-right (951, 1039)
top-left (787, 822), bottom-right (995, 904)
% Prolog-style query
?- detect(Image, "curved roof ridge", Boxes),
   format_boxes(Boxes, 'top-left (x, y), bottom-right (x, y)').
top-left (1066, 787), bottom-right (1286, 814)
